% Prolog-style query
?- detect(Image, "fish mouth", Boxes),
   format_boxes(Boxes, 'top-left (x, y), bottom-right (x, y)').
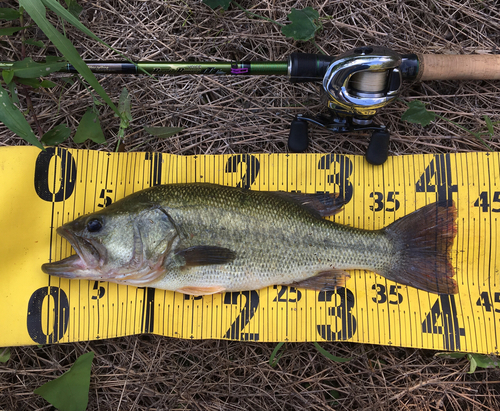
top-left (41, 254), bottom-right (87, 277)
top-left (41, 226), bottom-right (103, 278)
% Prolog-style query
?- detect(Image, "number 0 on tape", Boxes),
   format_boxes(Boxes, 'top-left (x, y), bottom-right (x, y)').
top-left (0, 147), bottom-right (498, 354)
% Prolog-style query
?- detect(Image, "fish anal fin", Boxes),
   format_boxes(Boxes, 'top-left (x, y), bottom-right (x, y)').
top-left (289, 270), bottom-right (350, 291)
top-left (177, 285), bottom-right (226, 296)
top-left (175, 246), bottom-right (236, 267)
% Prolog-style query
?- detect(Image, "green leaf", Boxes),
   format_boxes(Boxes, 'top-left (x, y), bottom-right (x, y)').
top-left (0, 347), bottom-right (11, 363)
top-left (313, 342), bottom-right (350, 363)
top-left (34, 351), bottom-right (94, 411)
top-left (468, 354), bottom-right (478, 374)
top-left (74, 109), bottom-right (106, 144)
top-left (2, 69), bottom-right (14, 85)
top-left (41, 124), bottom-right (71, 145)
top-left (24, 38), bottom-right (45, 47)
top-left (15, 77), bottom-right (57, 89)
top-left (45, 55), bottom-right (64, 64)
top-left (0, 26), bottom-right (26, 35)
top-left (401, 100), bottom-right (436, 126)
top-left (202, 0), bottom-right (231, 10)
top-left (0, 84), bottom-right (42, 149)
top-left (11, 57), bottom-right (66, 78)
top-left (436, 352), bottom-right (500, 373)
top-left (468, 353), bottom-right (500, 371)
top-left (269, 342), bottom-right (285, 367)
top-left (144, 126), bottom-right (184, 138)
top-left (0, 8), bottom-right (22, 21)
top-left (39, 80), bottom-right (56, 88)
top-left (281, 7), bottom-right (320, 41)
top-left (64, 0), bottom-right (82, 18)
top-left (14, 77), bottom-right (42, 88)
top-left (19, 0), bottom-right (119, 116)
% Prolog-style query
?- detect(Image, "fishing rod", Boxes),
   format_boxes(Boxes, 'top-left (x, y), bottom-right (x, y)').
top-left (2, 46), bottom-right (499, 164)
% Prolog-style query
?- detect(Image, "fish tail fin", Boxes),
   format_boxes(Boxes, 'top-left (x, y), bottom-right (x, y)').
top-left (380, 200), bottom-right (458, 294)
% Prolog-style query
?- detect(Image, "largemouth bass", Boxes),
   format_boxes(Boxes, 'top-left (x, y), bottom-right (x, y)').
top-left (42, 183), bottom-right (458, 295)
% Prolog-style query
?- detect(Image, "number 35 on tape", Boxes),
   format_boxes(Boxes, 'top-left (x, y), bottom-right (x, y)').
top-left (0, 147), bottom-right (499, 355)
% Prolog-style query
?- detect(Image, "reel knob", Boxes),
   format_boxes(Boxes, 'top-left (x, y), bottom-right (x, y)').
top-left (366, 129), bottom-right (390, 165)
top-left (288, 117), bottom-right (309, 152)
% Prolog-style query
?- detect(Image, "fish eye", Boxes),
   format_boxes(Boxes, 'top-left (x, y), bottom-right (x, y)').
top-left (87, 219), bottom-right (103, 233)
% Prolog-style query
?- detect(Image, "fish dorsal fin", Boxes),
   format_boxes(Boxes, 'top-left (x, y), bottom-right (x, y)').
top-left (175, 246), bottom-right (236, 267)
top-left (288, 269), bottom-right (350, 291)
top-left (273, 191), bottom-right (345, 217)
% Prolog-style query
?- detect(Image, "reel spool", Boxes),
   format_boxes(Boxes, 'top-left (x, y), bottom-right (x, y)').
top-left (288, 46), bottom-right (403, 165)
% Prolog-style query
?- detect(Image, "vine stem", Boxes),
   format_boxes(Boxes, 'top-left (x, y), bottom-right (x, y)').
top-left (435, 114), bottom-right (493, 151)
top-left (230, 1), bottom-right (285, 27)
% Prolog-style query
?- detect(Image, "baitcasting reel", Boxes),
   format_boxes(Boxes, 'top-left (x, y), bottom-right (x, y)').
top-left (288, 46), bottom-right (412, 165)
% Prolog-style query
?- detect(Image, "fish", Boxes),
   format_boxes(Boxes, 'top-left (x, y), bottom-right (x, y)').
top-left (41, 183), bottom-right (458, 295)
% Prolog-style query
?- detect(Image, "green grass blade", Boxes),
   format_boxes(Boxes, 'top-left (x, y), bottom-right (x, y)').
top-left (0, 84), bottom-right (43, 149)
top-left (41, 0), bottom-right (150, 77)
top-left (484, 115), bottom-right (494, 138)
top-left (313, 342), bottom-right (350, 363)
top-left (269, 342), bottom-right (285, 367)
top-left (19, 0), bottom-right (119, 116)
top-left (41, 0), bottom-right (105, 42)
top-left (0, 347), bottom-right (10, 363)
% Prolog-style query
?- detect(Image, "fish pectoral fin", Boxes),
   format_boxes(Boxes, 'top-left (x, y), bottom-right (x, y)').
top-left (175, 246), bottom-right (236, 267)
top-left (177, 285), bottom-right (226, 296)
top-left (289, 270), bottom-right (350, 291)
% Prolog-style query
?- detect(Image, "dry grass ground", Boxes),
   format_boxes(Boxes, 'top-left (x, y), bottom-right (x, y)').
top-left (1, 0), bottom-right (500, 409)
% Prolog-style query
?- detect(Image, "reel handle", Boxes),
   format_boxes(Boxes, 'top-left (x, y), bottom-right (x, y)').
top-left (418, 54), bottom-right (500, 81)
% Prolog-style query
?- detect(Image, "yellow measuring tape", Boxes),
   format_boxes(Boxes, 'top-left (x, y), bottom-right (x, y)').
top-left (1, 147), bottom-right (499, 354)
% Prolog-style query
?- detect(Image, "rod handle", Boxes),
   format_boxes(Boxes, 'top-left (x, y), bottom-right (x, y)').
top-left (418, 54), bottom-right (500, 81)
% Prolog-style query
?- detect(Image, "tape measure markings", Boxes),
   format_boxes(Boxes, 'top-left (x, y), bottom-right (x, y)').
top-left (3, 148), bottom-right (499, 352)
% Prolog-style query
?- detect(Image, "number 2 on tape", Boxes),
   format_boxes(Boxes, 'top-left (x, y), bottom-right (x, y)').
top-left (223, 291), bottom-right (260, 340)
